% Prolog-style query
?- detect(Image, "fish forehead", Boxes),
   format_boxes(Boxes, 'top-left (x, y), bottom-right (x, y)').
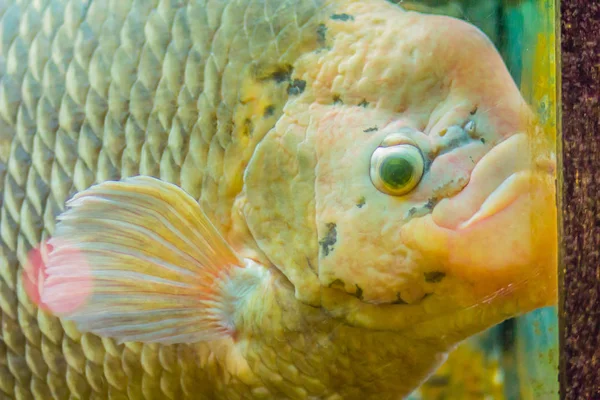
top-left (300, 0), bottom-right (526, 134)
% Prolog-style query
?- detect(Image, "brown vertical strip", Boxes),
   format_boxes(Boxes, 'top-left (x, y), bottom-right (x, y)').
top-left (559, 1), bottom-right (600, 399)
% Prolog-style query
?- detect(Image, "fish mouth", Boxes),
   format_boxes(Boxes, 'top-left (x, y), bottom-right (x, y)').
top-left (399, 131), bottom-right (557, 307)
top-left (431, 132), bottom-right (556, 231)
top-left (457, 169), bottom-right (544, 229)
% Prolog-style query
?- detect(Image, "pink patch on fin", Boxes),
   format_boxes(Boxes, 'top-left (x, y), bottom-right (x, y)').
top-left (23, 239), bottom-right (92, 316)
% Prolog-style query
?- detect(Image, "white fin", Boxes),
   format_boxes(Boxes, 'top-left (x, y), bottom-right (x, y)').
top-left (42, 176), bottom-right (253, 344)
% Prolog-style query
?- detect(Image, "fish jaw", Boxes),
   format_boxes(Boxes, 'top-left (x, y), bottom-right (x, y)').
top-left (402, 132), bottom-right (558, 313)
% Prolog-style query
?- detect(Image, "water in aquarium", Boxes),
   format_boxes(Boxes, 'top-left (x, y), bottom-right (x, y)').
top-left (0, 0), bottom-right (559, 399)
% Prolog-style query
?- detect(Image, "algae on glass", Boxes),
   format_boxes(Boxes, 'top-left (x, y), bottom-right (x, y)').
top-left (0, 0), bottom-right (558, 399)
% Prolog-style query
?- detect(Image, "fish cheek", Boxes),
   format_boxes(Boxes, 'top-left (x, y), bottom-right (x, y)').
top-left (315, 199), bottom-right (430, 305)
top-left (243, 112), bottom-right (322, 306)
top-left (312, 108), bottom-right (430, 304)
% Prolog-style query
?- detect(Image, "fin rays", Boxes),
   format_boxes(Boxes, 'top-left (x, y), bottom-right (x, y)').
top-left (42, 176), bottom-right (246, 344)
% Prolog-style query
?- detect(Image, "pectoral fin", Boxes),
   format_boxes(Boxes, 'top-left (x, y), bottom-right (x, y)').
top-left (42, 176), bottom-right (263, 344)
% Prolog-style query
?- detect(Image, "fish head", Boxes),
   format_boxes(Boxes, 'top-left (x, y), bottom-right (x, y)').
top-left (243, 2), bottom-right (556, 338)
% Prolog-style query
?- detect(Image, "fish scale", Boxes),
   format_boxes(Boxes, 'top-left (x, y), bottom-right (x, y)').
top-left (0, 0), bottom-right (329, 398)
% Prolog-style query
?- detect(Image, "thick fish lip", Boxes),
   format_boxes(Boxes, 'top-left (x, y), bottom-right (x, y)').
top-left (458, 166), bottom-right (553, 229)
top-left (431, 132), bottom-right (555, 230)
top-left (395, 130), bottom-right (558, 310)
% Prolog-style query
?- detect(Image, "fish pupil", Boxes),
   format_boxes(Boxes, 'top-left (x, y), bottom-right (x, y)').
top-left (379, 154), bottom-right (414, 188)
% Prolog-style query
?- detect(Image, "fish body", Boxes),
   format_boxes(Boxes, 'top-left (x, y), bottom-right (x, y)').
top-left (0, 0), bottom-right (557, 399)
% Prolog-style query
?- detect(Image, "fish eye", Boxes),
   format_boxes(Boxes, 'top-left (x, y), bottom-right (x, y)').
top-left (370, 144), bottom-right (425, 196)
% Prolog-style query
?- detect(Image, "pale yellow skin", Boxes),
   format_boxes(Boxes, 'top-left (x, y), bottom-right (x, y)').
top-left (0, 0), bottom-right (556, 399)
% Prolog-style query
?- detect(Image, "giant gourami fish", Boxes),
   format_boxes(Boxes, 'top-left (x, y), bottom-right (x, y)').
top-left (0, 0), bottom-right (557, 398)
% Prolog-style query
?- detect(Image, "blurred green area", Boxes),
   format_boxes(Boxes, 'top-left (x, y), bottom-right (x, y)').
top-left (396, 1), bottom-right (559, 399)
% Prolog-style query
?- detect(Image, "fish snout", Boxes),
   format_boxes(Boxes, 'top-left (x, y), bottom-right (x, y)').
top-left (401, 131), bottom-right (557, 310)
top-left (431, 132), bottom-right (553, 230)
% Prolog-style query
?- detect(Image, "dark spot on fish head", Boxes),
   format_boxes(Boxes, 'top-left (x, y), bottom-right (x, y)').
top-left (319, 222), bottom-right (337, 257)
top-left (363, 126), bottom-right (378, 133)
top-left (332, 95), bottom-right (343, 105)
top-left (355, 285), bottom-right (364, 300)
top-left (359, 100), bottom-right (369, 107)
top-left (480, 137), bottom-right (486, 144)
top-left (424, 271), bottom-right (446, 283)
top-left (254, 63), bottom-right (292, 82)
top-left (357, 196), bottom-right (366, 208)
top-left (287, 79), bottom-right (306, 95)
top-left (306, 257), bottom-right (315, 272)
top-left (317, 24), bottom-right (328, 46)
top-left (330, 13), bottom-right (355, 21)
top-left (270, 66), bottom-right (293, 83)
top-left (264, 105), bottom-right (275, 118)
top-left (425, 198), bottom-right (438, 209)
top-left (392, 293), bottom-right (408, 305)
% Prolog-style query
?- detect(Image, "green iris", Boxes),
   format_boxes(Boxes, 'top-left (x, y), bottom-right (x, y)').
top-left (370, 143), bottom-right (424, 196)
top-left (379, 154), bottom-right (415, 189)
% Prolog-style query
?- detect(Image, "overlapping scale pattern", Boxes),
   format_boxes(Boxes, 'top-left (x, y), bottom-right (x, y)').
top-left (0, 0), bottom-right (324, 398)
